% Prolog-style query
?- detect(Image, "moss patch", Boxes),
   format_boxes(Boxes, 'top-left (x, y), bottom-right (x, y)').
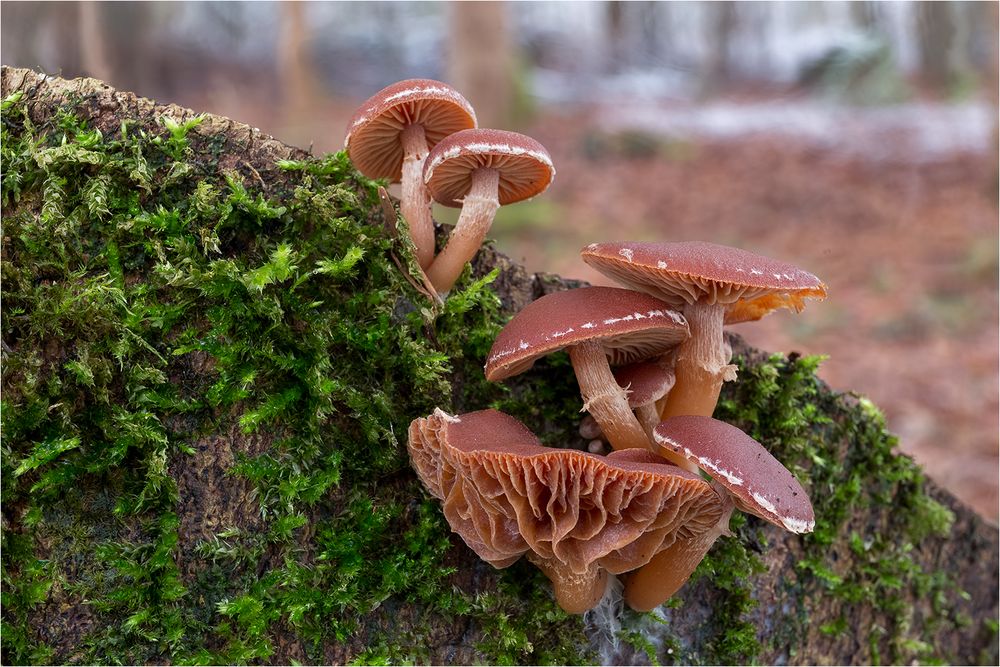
top-left (0, 89), bottom-right (588, 665)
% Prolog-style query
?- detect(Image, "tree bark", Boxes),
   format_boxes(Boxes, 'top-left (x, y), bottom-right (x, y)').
top-left (2, 67), bottom-right (997, 666)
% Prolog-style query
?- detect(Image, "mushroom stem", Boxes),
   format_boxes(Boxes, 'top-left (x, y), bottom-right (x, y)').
top-left (659, 301), bottom-right (736, 419)
top-left (529, 554), bottom-right (608, 614)
top-left (400, 123), bottom-right (435, 269)
top-left (568, 340), bottom-right (651, 451)
top-left (624, 492), bottom-right (736, 611)
top-left (425, 167), bottom-right (500, 293)
top-left (635, 403), bottom-right (698, 472)
top-left (635, 403), bottom-right (660, 439)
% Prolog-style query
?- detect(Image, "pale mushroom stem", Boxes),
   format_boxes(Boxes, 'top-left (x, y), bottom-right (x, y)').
top-left (635, 403), bottom-right (698, 473)
top-left (624, 493), bottom-right (736, 611)
top-left (568, 340), bottom-right (651, 451)
top-left (425, 167), bottom-right (500, 293)
top-left (659, 301), bottom-right (736, 419)
top-left (400, 123), bottom-right (435, 269)
top-left (529, 555), bottom-right (609, 614)
top-left (634, 403), bottom-right (660, 438)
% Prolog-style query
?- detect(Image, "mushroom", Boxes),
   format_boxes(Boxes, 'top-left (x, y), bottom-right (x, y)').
top-left (624, 415), bottom-right (815, 611)
top-left (581, 241), bottom-right (827, 420)
top-left (485, 286), bottom-right (689, 457)
top-left (345, 79), bottom-right (477, 269)
top-left (423, 128), bottom-right (555, 293)
top-left (407, 408), bottom-right (724, 613)
top-left (613, 357), bottom-right (676, 440)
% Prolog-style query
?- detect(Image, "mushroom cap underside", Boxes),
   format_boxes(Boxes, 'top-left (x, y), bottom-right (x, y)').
top-left (485, 286), bottom-right (689, 381)
top-left (407, 408), bottom-right (724, 576)
top-left (653, 415), bottom-right (815, 534)
top-left (582, 240), bottom-right (827, 324)
top-left (424, 128), bottom-right (555, 206)
top-left (345, 78), bottom-right (477, 181)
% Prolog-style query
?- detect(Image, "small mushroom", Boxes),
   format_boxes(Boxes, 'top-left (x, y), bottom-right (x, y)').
top-left (423, 128), bottom-right (554, 293)
top-left (407, 408), bottom-right (724, 613)
top-left (624, 415), bottom-right (815, 611)
top-left (345, 79), bottom-right (477, 269)
top-left (582, 241), bottom-right (827, 420)
top-left (485, 286), bottom-right (688, 452)
top-left (613, 358), bottom-right (676, 439)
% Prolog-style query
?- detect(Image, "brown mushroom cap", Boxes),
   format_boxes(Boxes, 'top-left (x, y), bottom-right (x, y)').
top-left (653, 416), bottom-right (815, 533)
top-left (485, 287), bottom-right (689, 381)
top-left (614, 359), bottom-right (676, 408)
top-left (424, 128), bottom-right (555, 207)
top-left (344, 78), bottom-right (477, 181)
top-left (581, 241), bottom-right (827, 324)
top-left (408, 409), bottom-right (724, 612)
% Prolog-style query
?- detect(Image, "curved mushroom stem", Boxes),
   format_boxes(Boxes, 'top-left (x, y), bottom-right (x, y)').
top-left (659, 301), bottom-right (737, 420)
top-left (635, 403), bottom-right (698, 473)
top-left (425, 167), bottom-right (500, 293)
top-left (624, 491), bottom-right (736, 611)
top-left (400, 123), bottom-right (435, 269)
top-left (568, 340), bottom-right (651, 451)
top-left (529, 555), bottom-right (609, 614)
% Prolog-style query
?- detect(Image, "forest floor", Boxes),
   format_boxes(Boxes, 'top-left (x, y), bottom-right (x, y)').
top-left (194, 90), bottom-right (999, 520)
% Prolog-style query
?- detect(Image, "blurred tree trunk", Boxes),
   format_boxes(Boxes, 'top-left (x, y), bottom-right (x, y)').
top-left (448, 1), bottom-right (513, 129)
top-left (917, 0), bottom-right (958, 92)
top-left (701, 1), bottom-right (738, 97)
top-left (78, 1), bottom-right (113, 84)
top-left (606, 0), bottom-right (626, 73)
top-left (849, 0), bottom-right (878, 31)
top-left (278, 0), bottom-right (320, 148)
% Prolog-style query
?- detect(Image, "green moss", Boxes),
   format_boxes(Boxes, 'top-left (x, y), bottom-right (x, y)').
top-left (1, 91), bottom-right (592, 665)
top-left (0, 88), bottom-right (984, 666)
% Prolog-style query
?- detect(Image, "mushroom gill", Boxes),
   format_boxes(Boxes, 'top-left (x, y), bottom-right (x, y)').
top-left (407, 408), bottom-right (724, 613)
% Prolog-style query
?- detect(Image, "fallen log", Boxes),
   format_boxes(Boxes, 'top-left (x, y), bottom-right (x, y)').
top-left (1, 66), bottom-right (996, 665)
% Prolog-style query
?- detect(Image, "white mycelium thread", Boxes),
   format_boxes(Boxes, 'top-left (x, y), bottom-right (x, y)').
top-left (657, 261), bottom-right (668, 269)
top-left (425, 142), bottom-right (555, 178)
top-left (350, 84), bottom-right (475, 131)
top-left (618, 248), bottom-right (634, 262)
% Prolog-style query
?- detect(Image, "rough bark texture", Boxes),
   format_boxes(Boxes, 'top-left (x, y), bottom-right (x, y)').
top-left (2, 67), bottom-right (997, 666)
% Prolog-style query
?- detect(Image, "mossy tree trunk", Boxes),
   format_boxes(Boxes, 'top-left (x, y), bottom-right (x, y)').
top-left (1, 66), bottom-right (997, 666)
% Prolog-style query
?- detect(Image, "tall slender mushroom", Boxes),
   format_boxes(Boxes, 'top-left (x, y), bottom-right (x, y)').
top-left (485, 286), bottom-right (689, 457)
top-left (407, 408), bottom-right (724, 613)
top-left (624, 415), bottom-right (815, 611)
top-left (345, 79), bottom-right (476, 269)
top-left (423, 128), bottom-right (554, 293)
top-left (582, 241), bottom-right (827, 420)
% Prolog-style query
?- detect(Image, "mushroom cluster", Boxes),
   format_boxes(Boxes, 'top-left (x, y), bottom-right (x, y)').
top-left (345, 80), bottom-right (554, 293)
top-left (345, 80), bottom-right (828, 615)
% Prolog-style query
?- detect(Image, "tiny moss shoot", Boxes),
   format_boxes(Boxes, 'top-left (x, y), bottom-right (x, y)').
top-left (0, 87), bottom-right (988, 666)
